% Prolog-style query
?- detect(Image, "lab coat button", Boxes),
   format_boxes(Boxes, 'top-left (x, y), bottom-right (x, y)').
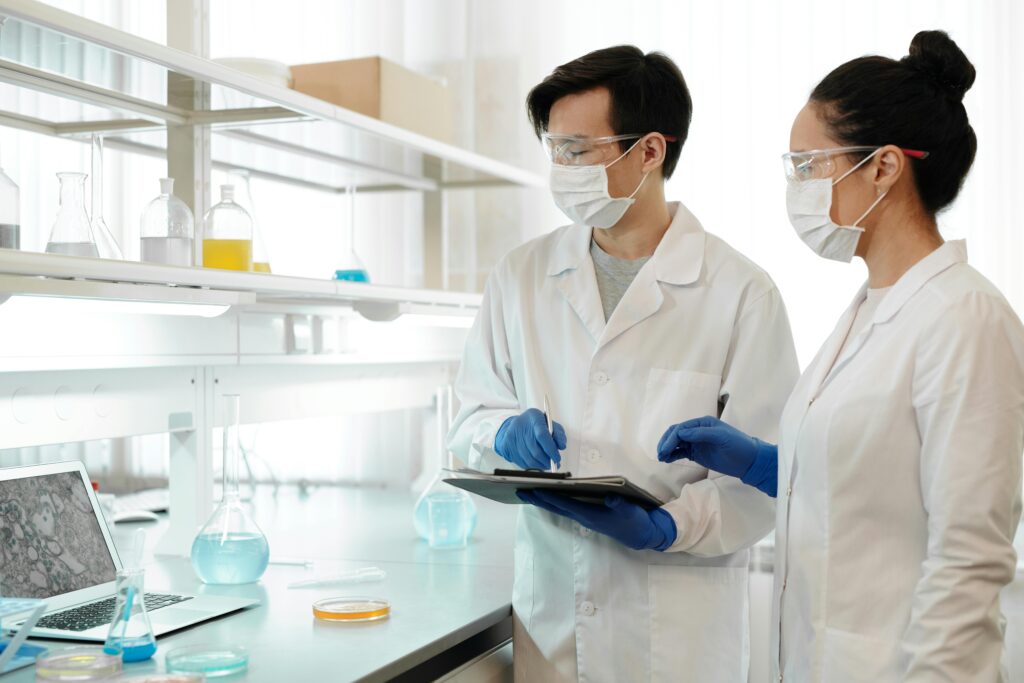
top-left (593, 372), bottom-right (609, 386)
top-left (586, 449), bottom-right (601, 463)
top-left (580, 601), bottom-right (596, 616)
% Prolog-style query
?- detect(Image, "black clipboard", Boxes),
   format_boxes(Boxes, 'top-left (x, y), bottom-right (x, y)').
top-left (442, 468), bottom-right (665, 508)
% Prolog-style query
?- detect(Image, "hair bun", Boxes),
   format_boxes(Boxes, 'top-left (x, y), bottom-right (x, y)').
top-left (902, 30), bottom-right (976, 101)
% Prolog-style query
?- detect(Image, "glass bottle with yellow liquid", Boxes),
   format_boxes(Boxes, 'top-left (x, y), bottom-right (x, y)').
top-left (226, 169), bottom-right (271, 273)
top-left (203, 185), bottom-right (253, 272)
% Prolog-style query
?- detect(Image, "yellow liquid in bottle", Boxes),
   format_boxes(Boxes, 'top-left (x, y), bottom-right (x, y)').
top-left (203, 239), bottom-right (252, 271)
top-left (252, 262), bottom-right (272, 273)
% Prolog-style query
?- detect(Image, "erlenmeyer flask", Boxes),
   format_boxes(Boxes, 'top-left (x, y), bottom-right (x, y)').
top-left (334, 186), bottom-right (370, 282)
top-left (102, 568), bottom-right (156, 663)
top-left (226, 169), bottom-right (271, 273)
top-left (90, 136), bottom-right (124, 260)
top-left (46, 172), bottom-right (98, 257)
top-left (414, 386), bottom-right (477, 547)
top-left (190, 395), bottom-right (269, 584)
top-left (202, 185), bottom-right (253, 272)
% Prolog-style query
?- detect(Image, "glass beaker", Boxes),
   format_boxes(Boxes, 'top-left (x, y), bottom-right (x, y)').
top-left (140, 178), bottom-right (195, 266)
top-left (0, 152), bottom-right (19, 250)
top-left (226, 169), bottom-right (271, 273)
top-left (414, 386), bottom-right (477, 547)
top-left (190, 395), bottom-right (269, 584)
top-left (334, 186), bottom-right (370, 282)
top-left (202, 185), bottom-right (253, 272)
top-left (46, 172), bottom-right (99, 257)
top-left (90, 136), bottom-right (124, 260)
top-left (102, 568), bottom-right (157, 663)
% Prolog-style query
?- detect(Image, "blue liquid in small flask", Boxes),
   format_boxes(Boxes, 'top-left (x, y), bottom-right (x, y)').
top-left (191, 395), bottom-right (270, 584)
top-left (103, 569), bottom-right (157, 663)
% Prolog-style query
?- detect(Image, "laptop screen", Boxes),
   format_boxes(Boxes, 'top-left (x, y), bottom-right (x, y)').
top-left (0, 471), bottom-right (117, 599)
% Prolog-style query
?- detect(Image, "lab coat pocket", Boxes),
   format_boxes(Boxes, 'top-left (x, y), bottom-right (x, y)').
top-left (638, 368), bottom-right (721, 460)
top-left (648, 564), bottom-right (748, 683)
top-left (821, 627), bottom-right (902, 682)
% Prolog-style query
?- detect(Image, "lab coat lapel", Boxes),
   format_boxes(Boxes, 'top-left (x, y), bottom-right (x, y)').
top-left (548, 223), bottom-right (606, 342)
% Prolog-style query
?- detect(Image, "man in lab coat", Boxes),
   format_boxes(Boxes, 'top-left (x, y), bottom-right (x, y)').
top-left (448, 45), bottom-right (798, 682)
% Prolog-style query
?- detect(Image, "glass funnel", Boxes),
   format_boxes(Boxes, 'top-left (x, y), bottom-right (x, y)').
top-left (140, 178), bottom-right (195, 266)
top-left (414, 386), bottom-right (477, 548)
top-left (89, 136), bottom-right (124, 260)
top-left (202, 185), bottom-right (253, 272)
top-left (190, 395), bottom-right (269, 584)
top-left (46, 172), bottom-right (98, 257)
top-left (334, 186), bottom-right (370, 282)
top-left (0, 152), bottom-right (19, 250)
top-left (102, 568), bottom-right (156, 663)
top-left (226, 169), bottom-right (271, 273)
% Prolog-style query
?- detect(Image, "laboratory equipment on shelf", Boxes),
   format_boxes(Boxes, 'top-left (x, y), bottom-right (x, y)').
top-left (165, 644), bottom-right (249, 678)
top-left (45, 172), bottom-right (99, 257)
top-left (202, 185), bottom-right (253, 271)
top-left (34, 647), bottom-right (122, 681)
top-left (102, 568), bottom-right (157, 662)
top-left (191, 395), bottom-right (270, 584)
top-left (89, 135), bottom-right (124, 259)
top-left (334, 186), bottom-right (370, 282)
top-left (226, 169), bottom-right (271, 273)
top-left (0, 155), bottom-right (19, 250)
top-left (312, 597), bottom-right (390, 622)
top-left (414, 386), bottom-right (477, 548)
top-left (140, 178), bottom-right (195, 266)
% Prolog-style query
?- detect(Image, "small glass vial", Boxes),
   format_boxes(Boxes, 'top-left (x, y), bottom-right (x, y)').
top-left (202, 185), bottom-right (253, 272)
top-left (140, 178), bottom-right (195, 266)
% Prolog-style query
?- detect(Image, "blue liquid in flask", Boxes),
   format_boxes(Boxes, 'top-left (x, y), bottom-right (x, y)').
top-left (190, 532), bottom-right (270, 584)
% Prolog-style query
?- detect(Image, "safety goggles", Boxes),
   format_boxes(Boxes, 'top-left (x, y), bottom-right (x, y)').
top-left (541, 132), bottom-right (677, 167)
top-left (782, 146), bottom-right (929, 182)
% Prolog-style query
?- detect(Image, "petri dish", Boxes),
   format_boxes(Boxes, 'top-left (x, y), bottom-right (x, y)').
top-left (165, 644), bottom-right (248, 678)
top-left (35, 647), bottom-right (122, 681)
top-left (312, 596), bottom-right (390, 622)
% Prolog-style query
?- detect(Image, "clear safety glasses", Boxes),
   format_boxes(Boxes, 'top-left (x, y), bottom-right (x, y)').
top-left (541, 132), bottom-right (677, 167)
top-left (782, 145), bottom-right (929, 182)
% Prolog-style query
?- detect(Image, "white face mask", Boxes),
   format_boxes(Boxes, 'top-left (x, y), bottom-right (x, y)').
top-left (786, 148), bottom-right (888, 263)
top-left (549, 138), bottom-right (649, 229)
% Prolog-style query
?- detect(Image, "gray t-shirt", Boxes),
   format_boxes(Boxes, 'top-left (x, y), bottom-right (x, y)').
top-left (590, 239), bottom-right (651, 321)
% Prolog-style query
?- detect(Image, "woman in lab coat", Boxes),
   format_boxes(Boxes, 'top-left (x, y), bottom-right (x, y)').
top-left (658, 31), bottom-right (1024, 681)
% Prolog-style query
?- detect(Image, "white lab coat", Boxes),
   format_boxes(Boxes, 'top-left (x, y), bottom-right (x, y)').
top-left (772, 240), bottom-right (1024, 682)
top-left (449, 202), bottom-right (799, 682)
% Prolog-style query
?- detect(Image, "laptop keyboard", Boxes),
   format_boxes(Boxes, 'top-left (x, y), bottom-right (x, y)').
top-left (36, 593), bottom-right (192, 632)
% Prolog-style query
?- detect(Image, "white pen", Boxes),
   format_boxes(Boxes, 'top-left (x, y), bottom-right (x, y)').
top-left (544, 393), bottom-right (558, 472)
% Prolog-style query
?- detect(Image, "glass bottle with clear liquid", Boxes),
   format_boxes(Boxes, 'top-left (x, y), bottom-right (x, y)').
top-left (46, 172), bottom-right (99, 257)
top-left (226, 169), bottom-right (271, 273)
top-left (334, 186), bottom-right (370, 282)
top-left (89, 135), bottom-right (124, 260)
top-left (191, 394), bottom-right (270, 584)
top-left (202, 185), bottom-right (253, 272)
top-left (102, 568), bottom-right (157, 663)
top-left (140, 178), bottom-right (194, 266)
top-left (414, 386), bottom-right (477, 548)
top-left (0, 151), bottom-right (19, 250)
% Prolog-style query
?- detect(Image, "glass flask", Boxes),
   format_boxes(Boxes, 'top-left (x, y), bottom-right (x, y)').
top-left (414, 386), bottom-right (477, 548)
top-left (0, 152), bottom-right (19, 250)
top-left (334, 186), bottom-right (370, 282)
top-left (226, 169), bottom-right (271, 273)
top-left (102, 568), bottom-right (156, 663)
top-left (191, 395), bottom-right (269, 584)
top-left (140, 178), bottom-right (195, 266)
top-left (46, 172), bottom-right (99, 257)
top-left (89, 136), bottom-right (124, 260)
top-left (202, 185), bottom-right (253, 272)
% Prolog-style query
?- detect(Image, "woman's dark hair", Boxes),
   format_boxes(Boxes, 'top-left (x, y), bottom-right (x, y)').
top-left (810, 30), bottom-right (977, 215)
top-left (526, 45), bottom-right (691, 179)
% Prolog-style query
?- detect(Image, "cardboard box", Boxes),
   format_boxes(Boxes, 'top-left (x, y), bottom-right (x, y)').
top-left (290, 57), bottom-right (454, 144)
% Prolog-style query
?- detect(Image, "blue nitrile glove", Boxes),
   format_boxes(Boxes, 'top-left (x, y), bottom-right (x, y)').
top-left (517, 490), bottom-right (677, 551)
top-left (656, 416), bottom-right (778, 497)
top-left (494, 408), bottom-right (567, 470)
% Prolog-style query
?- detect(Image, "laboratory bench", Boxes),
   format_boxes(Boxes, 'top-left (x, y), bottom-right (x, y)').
top-left (7, 486), bottom-right (519, 682)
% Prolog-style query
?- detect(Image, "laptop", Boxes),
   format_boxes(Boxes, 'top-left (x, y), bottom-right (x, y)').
top-left (0, 460), bottom-right (258, 641)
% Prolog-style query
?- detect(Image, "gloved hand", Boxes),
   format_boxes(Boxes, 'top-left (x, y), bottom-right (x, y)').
top-left (656, 416), bottom-right (778, 497)
top-left (517, 490), bottom-right (677, 551)
top-left (494, 408), bottom-right (567, 470)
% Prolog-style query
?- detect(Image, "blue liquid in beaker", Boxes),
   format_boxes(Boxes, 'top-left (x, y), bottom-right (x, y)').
top-left (334, 269), bottom-right (370, 283)
top-left (190, 532), bottom-right (269, 584)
